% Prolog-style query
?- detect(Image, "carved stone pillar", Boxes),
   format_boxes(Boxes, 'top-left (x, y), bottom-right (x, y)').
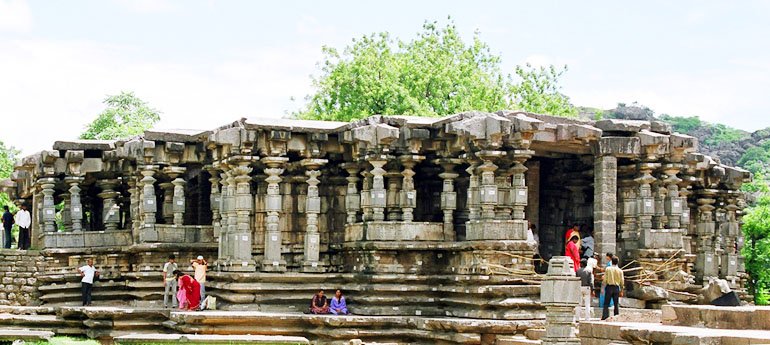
top-left (160, 182), bottom-right (174, 224)
top-left (477, 152), bottom-right (503, 221)
top-left (466, 160), bottom-right (480, 222)
top-left (695, 189), bottom-right (718, 282)
top-left (66, 177), bottom-right (84, 232)
top-left (40, 179), bottom-right (56, 233)
top-left (368, 156), bottom-right (388, 222)
top-left (140, 166), bottom-right (158, 228)
top-left (302, 158), bottom-right (327, 272)
top-left (60, 192), bottom-right (71, 231)
top-left (386, 168), bottom-right (402, 221)
top-left (635, 163), bottom-right (657, 249)
top-left (360, 165), bottom-right (373, 222)
top-left (511, 149), bottom-right (532, 223)
top-left (399, 155), bottom-right (423, 223)
top-left (720, 192), bottom-right (740, 284)
top-left (594, 156), bottom-right (618, 265)
top-left (437, 159), bottom-right (459, 241)
top-left (342, 163), bottom-right (360, 224)
top-left (663, 164), bottom-right (683, 229)
top-left (218, 168), bottom-right (232, 260)
top-left (262, 156), bottom-right (289, 272)
top-left (97, 179), bottom-right (121, 231)
top-left (230, 161), bottom-right (256, 271)
top-left (206, 166), bottom-right (222, 239)
top-left (224, 169), bottom-right (237, 251)
top-left (495, 165), bottom-right (513, 220)
top-left (127, 177), bottom-right (138, 235)
top-left (171, 176), bottom-right (186, 226)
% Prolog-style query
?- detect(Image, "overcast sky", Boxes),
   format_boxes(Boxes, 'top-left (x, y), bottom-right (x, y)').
top-left (2, 0), bottom-right (770, 155)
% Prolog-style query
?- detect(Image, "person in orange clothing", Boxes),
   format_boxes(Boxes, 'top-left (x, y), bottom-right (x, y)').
top-left (565, 235), bottom-right (581, 272)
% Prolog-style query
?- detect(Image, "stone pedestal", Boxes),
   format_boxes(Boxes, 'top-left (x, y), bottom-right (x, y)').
top-left (540, 256), bottom-right (581, 345)
top-left (261, 156), bottom-right (288, 272)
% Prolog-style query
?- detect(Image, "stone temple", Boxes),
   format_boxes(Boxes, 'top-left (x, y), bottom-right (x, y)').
top-left (0, 111), bottom-right (754, 343)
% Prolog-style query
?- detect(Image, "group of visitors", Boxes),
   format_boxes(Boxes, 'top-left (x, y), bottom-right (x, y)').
top-left (563, 224), bottom-right (625, 321)
top-left (162, 254), bottom-right (208, 310)
top-left (1, 205), bottom-right (32, 250)
top-left (76, 254), bottom-right (208, 310)
top-left (310, 289), bottom-right (348, 315)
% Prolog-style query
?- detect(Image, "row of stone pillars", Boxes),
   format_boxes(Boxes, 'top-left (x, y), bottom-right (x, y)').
top-left (208, 156), bottom-right (329, 273)
top-left (31, 176), bottom-right (125, 234)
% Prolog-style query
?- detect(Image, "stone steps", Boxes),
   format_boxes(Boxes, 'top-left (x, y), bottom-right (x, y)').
top-left (0, 329), bottom-right (55, 342)
top-left (580, 321), bottom-right (770, 345)
top-left (114, 334), bottom-right (311, 345)
top-left (495, 335), bottom-right (540, 345)
top-left (0, 312), bottom-right (84, 335)
top-left (166, 310), bottom-right (543, 344)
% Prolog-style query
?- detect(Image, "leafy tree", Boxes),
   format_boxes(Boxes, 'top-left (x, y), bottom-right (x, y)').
top-left (658, 114), bottom-right (703, 133)
top-left (295, 21), bottom-right (577, 121)
top-left (742, 185), bottom-right (770, 305)
top-left (509, 63), bottom-right (578, 117)
top-left (80, 91), bottom-right (161, 140)
top-left (0, 140), bottom-right (20, 212)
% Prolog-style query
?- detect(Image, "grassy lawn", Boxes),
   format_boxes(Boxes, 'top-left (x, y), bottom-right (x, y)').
top-left (26, 336), bottom-right (101, 345)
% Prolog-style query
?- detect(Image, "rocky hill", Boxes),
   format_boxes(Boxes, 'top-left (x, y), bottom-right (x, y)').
top-left (579, 103), bottom-right (770, 173)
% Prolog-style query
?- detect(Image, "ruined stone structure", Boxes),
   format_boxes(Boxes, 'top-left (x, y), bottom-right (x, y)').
top-left (0, 112), bottom-right (751, 343)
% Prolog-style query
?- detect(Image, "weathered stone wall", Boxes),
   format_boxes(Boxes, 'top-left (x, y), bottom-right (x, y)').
top-left (0, 250), bottom-right (43, 306)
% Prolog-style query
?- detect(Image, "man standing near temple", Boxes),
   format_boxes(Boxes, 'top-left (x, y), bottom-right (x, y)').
top-left (602, 257), bottom-right (624, 320)
top-left (191, 255), bottom-right (207, 310)
top-left (78, 259), bottom-right (99, 306)
top-left (2, 206), bottom-right (14, 249)
top-left (14, 204), bottom-right (31, 250)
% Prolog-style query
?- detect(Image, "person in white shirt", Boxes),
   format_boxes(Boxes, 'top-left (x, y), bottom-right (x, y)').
top-left (78, 259), bottom-right (99, 306)
top-left (586, 253), bottom-right (599, 287)
top-left (191, 255), bottom-right (207, 310)
top-left (14, 205), bottom-right (32, 250)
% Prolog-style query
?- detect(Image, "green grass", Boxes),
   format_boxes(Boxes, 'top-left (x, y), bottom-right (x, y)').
top-left (27, 336), bottom-right (100, 345)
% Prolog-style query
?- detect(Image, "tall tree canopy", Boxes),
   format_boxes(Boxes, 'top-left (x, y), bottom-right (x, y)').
top-left (742, 176), bottom-right (770, 304)
top-left (295, 21), bottom-right (577, 121)
top-left (80, 91), bottom-right (161, 140)
top-left (0, 140), bottom-right (20, 211)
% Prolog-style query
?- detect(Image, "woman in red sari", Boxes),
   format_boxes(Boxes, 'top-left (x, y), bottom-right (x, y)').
top-left (175, 270), bottom-right (201, 311)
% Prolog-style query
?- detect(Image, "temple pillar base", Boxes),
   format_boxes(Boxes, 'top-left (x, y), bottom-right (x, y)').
top-left (465, 219), bottom-right (527, 241)
top-left (260, 259), bottom-right (287, 273)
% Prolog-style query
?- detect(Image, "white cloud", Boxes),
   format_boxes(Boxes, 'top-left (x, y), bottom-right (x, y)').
top-left (114, 0), bottom-right (176, 13)
top-left (0, 38), bottom-right (322, 156)
top-left (0, 0), bottom-right (32, 32)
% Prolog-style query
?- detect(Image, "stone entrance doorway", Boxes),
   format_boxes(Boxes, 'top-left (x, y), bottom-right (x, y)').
top-left (531, 155), bottom-right (595, 260)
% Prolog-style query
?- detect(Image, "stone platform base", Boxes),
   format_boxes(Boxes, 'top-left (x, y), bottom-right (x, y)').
top-left (115, 333), bottom-right (310, 344)
top-left (0, 306), bottom-right (543, 344)
top-left (580, 304), bottom-right (770, 345)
